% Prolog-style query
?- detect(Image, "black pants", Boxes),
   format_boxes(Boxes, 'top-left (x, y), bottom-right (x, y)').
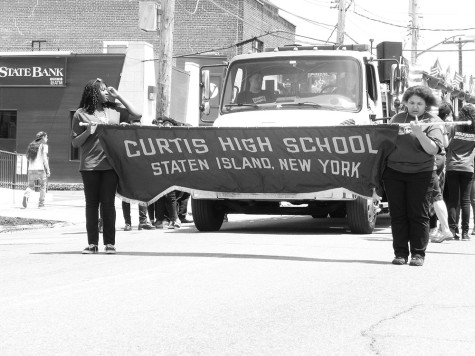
top-left (155, 191), bottom-right (178, 222)
top-left (81, 169), bottom-right (118, 246)
top-left (383, 168), bottom-right (435, 259)
top-left (446, 170), bottom-right (473, 234)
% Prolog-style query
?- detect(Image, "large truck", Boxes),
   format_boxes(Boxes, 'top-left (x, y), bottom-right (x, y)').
top-left (194, 42), bottom-right (402, 234)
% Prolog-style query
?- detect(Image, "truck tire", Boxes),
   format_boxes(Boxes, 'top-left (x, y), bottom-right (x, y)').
top-left (191, 199), bottom-right (225, 231)
top-left (346, 196), bottom-right (377, 234)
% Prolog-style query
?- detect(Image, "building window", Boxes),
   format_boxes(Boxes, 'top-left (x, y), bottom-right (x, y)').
top-left (252, 39), bottom-right (264, 53)
top-left (70, 111), bottom-right (79, 161)
top-left (0, 111), bottom-right (17, 139)
top-left (103, 41), bottom-right (128, 54)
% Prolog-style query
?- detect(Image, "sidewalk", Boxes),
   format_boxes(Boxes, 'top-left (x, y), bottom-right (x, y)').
top-left (0, 188), bottom-right (126, 228)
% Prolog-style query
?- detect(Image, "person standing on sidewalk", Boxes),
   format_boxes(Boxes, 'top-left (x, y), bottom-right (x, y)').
top-left (383, 85), bottom-right (444, 267)
top-left (22, 131), bottom-right (50, 209)
top-left (71, 78), bottom-right (141, 254)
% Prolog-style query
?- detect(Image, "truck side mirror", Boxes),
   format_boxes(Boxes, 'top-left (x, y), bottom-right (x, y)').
top-left (201, 70), bottom-right (210, 100)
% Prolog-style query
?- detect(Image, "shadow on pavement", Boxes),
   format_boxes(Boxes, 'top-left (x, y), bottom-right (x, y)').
top-left (32, 251), bottom-right (391, 264)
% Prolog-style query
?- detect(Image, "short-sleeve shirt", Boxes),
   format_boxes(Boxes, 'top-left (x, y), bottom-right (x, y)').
top-left (28, 143), bottom-right (48, 171)
top-left (71, 106), bottom-right (131, 171)
top-left (387, 111), bottom-right (444, 173)
top-left (445, 129), bottom-right (475, 173)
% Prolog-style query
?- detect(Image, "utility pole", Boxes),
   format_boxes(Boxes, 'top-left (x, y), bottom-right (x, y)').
top-left (409, 0), bottom-right (420, 65)
top-left (156, 0), bottom-right (175, 118)
top-left (443, 36), bottom-right (475, 80)
top-left (336, 0), bottom-right (346, 45)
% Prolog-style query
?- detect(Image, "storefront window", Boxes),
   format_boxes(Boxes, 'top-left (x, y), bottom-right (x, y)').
top-left (0, 111), bottom-right (17, 139)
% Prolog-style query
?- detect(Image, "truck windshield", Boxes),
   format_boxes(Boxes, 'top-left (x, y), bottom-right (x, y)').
top-left (221, 56), bottom-right (362, 113)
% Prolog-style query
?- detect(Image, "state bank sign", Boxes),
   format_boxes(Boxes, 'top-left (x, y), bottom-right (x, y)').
top-left (0, 56), bottom-right (66, 87)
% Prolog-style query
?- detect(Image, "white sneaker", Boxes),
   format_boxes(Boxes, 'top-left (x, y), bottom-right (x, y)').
top-left (431, 230), bottom-right (453, 243)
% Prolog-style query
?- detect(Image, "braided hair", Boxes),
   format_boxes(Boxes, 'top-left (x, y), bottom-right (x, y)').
top-left (78, 79), bottom-right (117, 114)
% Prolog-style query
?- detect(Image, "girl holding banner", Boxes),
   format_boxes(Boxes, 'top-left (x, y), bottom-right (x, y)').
top-left (71, 78), bottom-right (141, 254)
top-left (383, 86), bottom-right (444, 267)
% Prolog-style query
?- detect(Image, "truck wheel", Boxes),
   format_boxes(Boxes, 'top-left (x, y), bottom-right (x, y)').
top-left (191, 199), bottom-right (225, 231)
top-left (346, 196), bottom-right (377, 234)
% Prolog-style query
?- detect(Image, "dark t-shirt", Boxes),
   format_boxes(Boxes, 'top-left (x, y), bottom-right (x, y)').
top-left (387, 111), bottom-right (444, 173)
top-left (446, 130), bottom-right (475, 172)
top-left (71, 106), bottom-right (131, 171)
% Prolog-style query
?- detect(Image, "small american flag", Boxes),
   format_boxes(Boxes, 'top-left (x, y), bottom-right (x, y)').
top-left (430, 59), bottom-right (442, 77)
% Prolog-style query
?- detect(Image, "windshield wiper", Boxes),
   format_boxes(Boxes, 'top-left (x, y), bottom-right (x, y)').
top-left (280, 102), bottom-right (323, 108)
top-left (224, 103), bottom-right (259, 109)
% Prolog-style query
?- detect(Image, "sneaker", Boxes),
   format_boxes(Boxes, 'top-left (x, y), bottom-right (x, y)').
top-left (22, 196), bottom-right (28, 208)
top-left (138, 222), bottom-right (155, 230)
top-left (429, 227), bottom-right (438, 237)
top-left (471, 229), bottom-right (475, 235)
top-left (450, 229), bottom-right (460, 240)
top-left (392, 256), bottom-right (407, 265)
top-left (38, 204), bottom-right (45, 208)
top-left (123, 223), bottom-right (132, 231)
top-left (173, 219), bottom-right (182, 228)
top-left (179, 216), bottom-right (193, 224)
top-left (154, 220), bottom-right (164, 229)
top-left (409, 255), bottom-right (424, 266)
top-left (105, 244), bottom-right (116, 254)
top-left (430, 230), bottom-right (453, 243)
top-left (461, 232), bottom-right (471, 241)
top-left (98, 219), bottom-right (103, 233)
top-left (82, 244), bottom-right (98, 254)
top-left (167, 220), bottom-right (177, 229)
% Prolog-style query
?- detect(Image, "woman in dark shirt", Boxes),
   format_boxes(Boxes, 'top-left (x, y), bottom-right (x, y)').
top-left (445, 104), bottom-right (475, 241)
top-left (71, 78), bottom-right (141, 254)
top-left (383, 86), bottom-right (444, 266)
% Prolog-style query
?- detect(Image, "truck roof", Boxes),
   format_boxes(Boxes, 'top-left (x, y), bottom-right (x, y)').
top-left (230, 45), bottom-right (371, 63)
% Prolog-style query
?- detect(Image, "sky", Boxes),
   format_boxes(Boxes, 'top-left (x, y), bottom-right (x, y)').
top-left (268, 0), bottom-right (475, 81)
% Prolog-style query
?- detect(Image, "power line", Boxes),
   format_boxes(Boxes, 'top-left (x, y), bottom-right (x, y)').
top-left (353, 10), bottom-right (475, 32)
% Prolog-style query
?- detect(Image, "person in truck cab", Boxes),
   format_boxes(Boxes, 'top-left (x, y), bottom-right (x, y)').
top-left (236, 72), bottom-right (276, 104)
top-left (333, 71), bottom-right (358, 100)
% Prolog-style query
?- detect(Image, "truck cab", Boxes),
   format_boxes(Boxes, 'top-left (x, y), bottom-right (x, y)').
top-left (195, 44), bottom-right (391, 234)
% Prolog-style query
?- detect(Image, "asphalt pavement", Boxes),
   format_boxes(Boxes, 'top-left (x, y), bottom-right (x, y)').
top-left (2, 188), bottom-right (475, 355)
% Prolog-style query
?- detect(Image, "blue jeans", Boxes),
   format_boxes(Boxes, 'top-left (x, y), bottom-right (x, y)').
top-left (24, 170), bottom-right (47, 206)
top-left (383, 168), bottom-right (435, 259)
top-left (81, 170), bottom-right (118, 246)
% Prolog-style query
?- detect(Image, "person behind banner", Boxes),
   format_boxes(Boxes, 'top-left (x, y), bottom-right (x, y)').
top-left (445, 104), bottom-right (475, 241)
top-left (150, 117), bottom-right (182, 229)
top-left (235, 72), bottom-right (276, 105)
top-left (22, 131), bottom-right (50, 209)
top-left (71, 78), bottom-right (141, 254)
top-left (382, 85), bottom-right (444, 267)
top-left (429, 102), bottom-right (454, 243)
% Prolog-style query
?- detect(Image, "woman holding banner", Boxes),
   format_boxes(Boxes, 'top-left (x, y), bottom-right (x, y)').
top-left (383, 85), bottom-right (444, 267)
top-left (71, 78), bottom-right (141, 254)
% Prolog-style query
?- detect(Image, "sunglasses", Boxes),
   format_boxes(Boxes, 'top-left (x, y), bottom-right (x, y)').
top-left (93, 78), bottom-right (103, 84)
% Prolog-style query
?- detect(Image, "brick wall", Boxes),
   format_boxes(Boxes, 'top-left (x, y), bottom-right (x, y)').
top-left (1, 0), bottom-right (295, 59)
top-left (174, 0), bottom-right (295, 59)
top-left (0, 0), bottom-right (157, 53)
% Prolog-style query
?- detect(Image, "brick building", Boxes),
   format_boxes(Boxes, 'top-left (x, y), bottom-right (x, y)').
top-left (0, 0), bottom-right (295, 184)
top-left (1, 0), bottom-right (295, 58)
